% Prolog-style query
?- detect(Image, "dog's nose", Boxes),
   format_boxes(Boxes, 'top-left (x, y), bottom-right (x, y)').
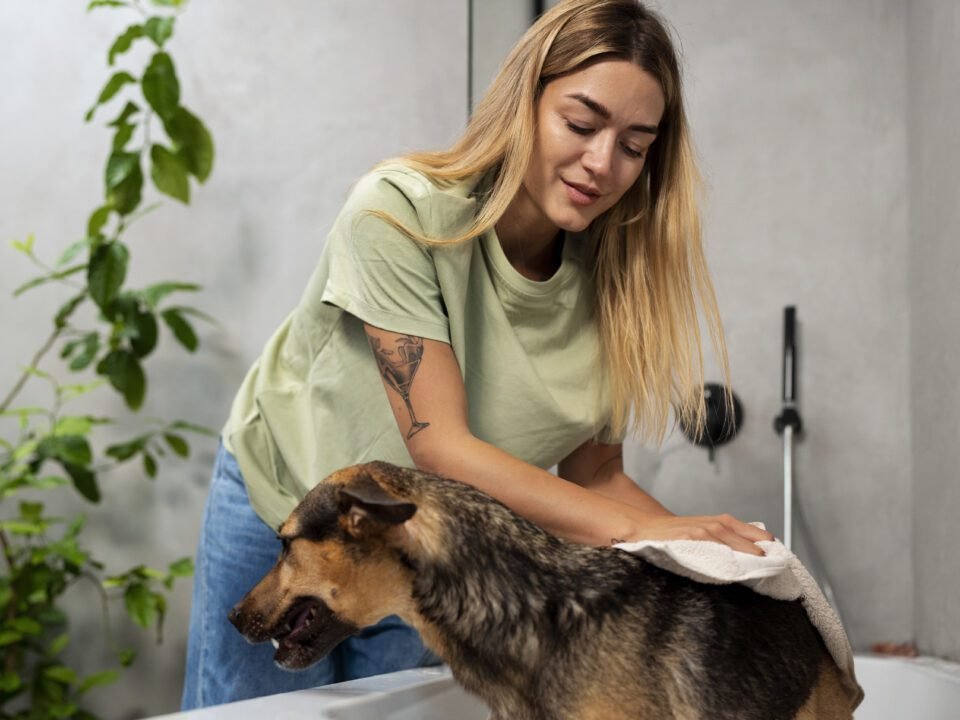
top-left (228, 605), bottom-right (243, 629)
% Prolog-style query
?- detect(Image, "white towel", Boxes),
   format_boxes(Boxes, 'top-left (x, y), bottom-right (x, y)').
top-left (614, 527), bottom-right (864, 709)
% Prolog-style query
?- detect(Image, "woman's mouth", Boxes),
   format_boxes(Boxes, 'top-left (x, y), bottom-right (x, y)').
top-left (562, 179), bottom-right (600, 206)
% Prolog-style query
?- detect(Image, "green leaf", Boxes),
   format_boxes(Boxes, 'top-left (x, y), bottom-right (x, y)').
top-left (20, 501), bottom-right (44, 521)
top-left (119, 648), bottom-right (136, 666)
top-left (88, 205), bottom-right (113, 237)
top-left (55, 292), bottom-right (87, 329)
top-left (27, 588), bottom-right (49, 605)
top-left (143, 451), bottom-right (157, 478)
top-left (130, 308), bottom-right (159, 358)
top-left (88, 242), bottom-right (129, 309)
top-left (141, 281), bottom-right (200, 309)
top-left (88, 0), bottom-right (129, 9)
top-left (0, 520), bottom-right (45, 536)
top-left (142, 52), bottom-right (180, 120)
top-left (66, 333), bottom-right (100, 371)
top-left (106, 435), bottom-right (148, 461)
top-left (112, 121), bottom-right (136, 152)
top-left (151, 0), bottom-right (185, 6)
top-left (0, 631), bottom-right (23, 647)
top-left (108, 24), bottom-right (145, 66)
top-left (168, 556), bottom-right (194, 577)
top-left (48, 633), bottom-right (71, 656)
top-left (11, 618), bottom-right (43, 636)
top-left (163, 433), bottom-right (189, 457)
top-left (63, 463), bottom-right (101, 503)
top-left (124, 583), bottom-right (159, 629)
top-left (49, 702), bottom-right (80, 719)
top-left (108, 100), bottom-right (139, 128)
top-left (78, 670), bottom-right (120, 694)
top-left (11, 233), bottom-right (36, 256)
top-left (29, 476), bottom-right (69, 490)
top-left (38, 435), bottom-right (92, 466)
top-left (13, 264), bottom-right (85, 297)
top-left (43, 665), bottom-right (78, 685)
top-left (0, 671), bottom-right (21, 693)
top-left (164, 106), bottom-right (214, 182)
top-left (169, 304), bottom-right (216, 325)
top-left (65, 514), bottom-right (87, 539)
top-left (105, 151), bottom-right (138, 190)
top-left (57, 237), bottom-right (93, 267)
top-left (54, 416), bottom-right (95, 436)
top-left (161, 308), bottom-right (197, 351)
top-left (150, 144), bottom-right (190, 203)
top-left (144, 16), bottom-right (175, 47)
top-left (49, 537), bottom-right (89, 567)
top-left (169, 419), bottom-right (217, 437)
top-left (106, 155), bottom-right (143, 215)
top-left (96, 349), bottom-right (146, 409)
top-left (86, 71), bottom-right (136, 122)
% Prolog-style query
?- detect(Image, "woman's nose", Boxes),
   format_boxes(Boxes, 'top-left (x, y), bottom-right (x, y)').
top-left (581, 134), bottom-right (615, 177)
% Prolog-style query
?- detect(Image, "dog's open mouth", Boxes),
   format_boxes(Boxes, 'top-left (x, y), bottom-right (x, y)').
top-left (269, 597), bottom-right (358, 669)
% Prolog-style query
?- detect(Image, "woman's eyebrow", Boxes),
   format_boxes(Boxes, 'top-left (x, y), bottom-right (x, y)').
top-left (565, 92), bottom-right (658, 135)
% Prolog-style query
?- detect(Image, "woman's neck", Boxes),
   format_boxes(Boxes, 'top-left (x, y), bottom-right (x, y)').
top-left (495, 186), bottom-right (564, 282)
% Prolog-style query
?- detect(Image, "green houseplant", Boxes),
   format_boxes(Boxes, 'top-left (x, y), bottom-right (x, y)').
top-left (1, 1), bottom-right (215, 717)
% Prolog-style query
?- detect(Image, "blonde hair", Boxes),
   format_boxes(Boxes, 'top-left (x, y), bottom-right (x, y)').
top-left (373, 0), bottom-right (730, 444)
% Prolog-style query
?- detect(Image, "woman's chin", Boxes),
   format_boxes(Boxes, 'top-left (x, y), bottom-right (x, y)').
top-left (550, 209), bottom-right (594, 234)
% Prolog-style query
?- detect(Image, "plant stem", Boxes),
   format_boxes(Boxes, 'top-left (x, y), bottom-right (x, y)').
top-left (0, 327), bottom-right (62, 414)
top-left (79, 570), bottom-right (120, 657)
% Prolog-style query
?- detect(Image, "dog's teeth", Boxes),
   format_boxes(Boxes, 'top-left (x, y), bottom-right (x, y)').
top-left (271, 638), bottom-right (279, 649)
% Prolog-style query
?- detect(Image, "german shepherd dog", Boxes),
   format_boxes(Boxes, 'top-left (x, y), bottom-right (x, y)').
top-left (229, 462), bottom-right (854, 720)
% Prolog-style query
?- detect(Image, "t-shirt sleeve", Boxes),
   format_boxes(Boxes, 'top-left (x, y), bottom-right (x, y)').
top-left (320, 171), bottom-right (450, 343)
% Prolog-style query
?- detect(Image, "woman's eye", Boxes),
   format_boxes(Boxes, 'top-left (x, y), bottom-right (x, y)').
top-left (566, 121), bottom-right (593, 136)
top-left (622, 144), bottom-right (646, 159)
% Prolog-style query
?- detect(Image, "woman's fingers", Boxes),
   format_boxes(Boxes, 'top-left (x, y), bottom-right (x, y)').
top-left (637, 514), bottom-right (774, 555)
top-left (705, 524), bottom-right (766, 556)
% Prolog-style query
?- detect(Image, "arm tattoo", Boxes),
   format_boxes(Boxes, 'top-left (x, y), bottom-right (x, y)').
top-left (367, 333), bottom-right (430, 439)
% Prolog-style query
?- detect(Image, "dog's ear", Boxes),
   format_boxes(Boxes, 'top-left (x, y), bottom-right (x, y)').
top-left (337, 473), bottom-right (417, 540)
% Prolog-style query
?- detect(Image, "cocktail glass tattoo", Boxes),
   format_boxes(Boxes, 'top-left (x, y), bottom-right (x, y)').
top-left (368, 335), bottom-right (430, 439)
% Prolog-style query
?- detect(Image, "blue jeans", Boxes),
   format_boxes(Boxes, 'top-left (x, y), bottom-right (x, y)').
top-left (180, 443), bottom-right (437, 709)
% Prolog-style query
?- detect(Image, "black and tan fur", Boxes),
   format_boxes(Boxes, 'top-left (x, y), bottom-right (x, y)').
top-left (229, 462), bottom-right (854, 720)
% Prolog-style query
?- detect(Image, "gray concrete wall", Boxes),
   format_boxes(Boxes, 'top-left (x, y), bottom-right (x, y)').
top-left (621, 0), bottom-right (913, 651)
top-left (0, 1), bottom-right (466, 717)
top-left (907, 0), bottom-right (960, 661)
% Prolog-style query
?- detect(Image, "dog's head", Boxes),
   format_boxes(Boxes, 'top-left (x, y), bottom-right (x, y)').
top-left (228, 462), bottom-right (426, 670)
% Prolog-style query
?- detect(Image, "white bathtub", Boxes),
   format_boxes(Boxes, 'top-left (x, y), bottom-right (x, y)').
top-left (153, 654), bottom-right (960, 720)
top-left (853, 654), bottom-right (960, 720)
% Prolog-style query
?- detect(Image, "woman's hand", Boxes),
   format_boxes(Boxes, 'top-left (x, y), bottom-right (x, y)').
top-left (621, 512), bottom-right (774, 556)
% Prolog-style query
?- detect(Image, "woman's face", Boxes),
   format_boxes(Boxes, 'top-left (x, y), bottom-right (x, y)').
top-left (521, 59), bottom-right (665, 235)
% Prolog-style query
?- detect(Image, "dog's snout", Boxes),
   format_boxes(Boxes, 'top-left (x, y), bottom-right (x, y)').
top-left (228, 604), bottom-right (244, 630)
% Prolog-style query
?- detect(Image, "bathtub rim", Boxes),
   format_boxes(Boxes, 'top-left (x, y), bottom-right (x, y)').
top-left (853, 652), bottom-right (960, 683)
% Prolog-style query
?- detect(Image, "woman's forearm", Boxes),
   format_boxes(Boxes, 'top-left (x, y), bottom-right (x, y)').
top-left (412, 433), bottom-right (651, 546)
top-left (413, 434), bottom-right (773, 555)
top-left (578, 470), bottom-right (673, 518)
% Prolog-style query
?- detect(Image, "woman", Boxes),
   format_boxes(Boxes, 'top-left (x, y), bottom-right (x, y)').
top-left (181, 0), bottom-right (772, 709)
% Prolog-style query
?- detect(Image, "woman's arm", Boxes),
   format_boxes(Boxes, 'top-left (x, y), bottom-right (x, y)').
top-left (559, 440), bottom-right (773, 553)
top-left (365, 323), bottom-right (770, 553)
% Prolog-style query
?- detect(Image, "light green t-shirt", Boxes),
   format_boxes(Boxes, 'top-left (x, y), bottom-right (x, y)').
top-left (223, 163), bottom-right (619, 529)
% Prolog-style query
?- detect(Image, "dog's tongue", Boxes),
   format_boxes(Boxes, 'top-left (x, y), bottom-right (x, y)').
top-left (290, 604), bottom-right (314, 637)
